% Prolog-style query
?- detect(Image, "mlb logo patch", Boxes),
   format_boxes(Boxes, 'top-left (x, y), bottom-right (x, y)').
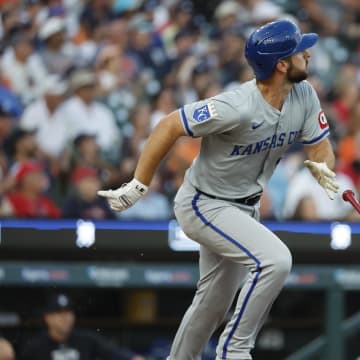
top-left (193, 102), bottom-right (217, 122)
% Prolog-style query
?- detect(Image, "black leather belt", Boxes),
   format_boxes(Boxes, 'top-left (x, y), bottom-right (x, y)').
top-left (195, 188), bottom-right (262, 206)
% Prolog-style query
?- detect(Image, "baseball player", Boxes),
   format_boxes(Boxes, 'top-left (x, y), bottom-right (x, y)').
top-left (98, 20), bottom-right (339, 360)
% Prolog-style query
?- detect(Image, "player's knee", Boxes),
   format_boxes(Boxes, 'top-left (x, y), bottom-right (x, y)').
top-left (269, 247), bottom-right (292, 279)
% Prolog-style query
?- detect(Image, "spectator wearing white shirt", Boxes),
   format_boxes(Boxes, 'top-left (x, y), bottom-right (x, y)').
top-left (59, 69), bottom-right (121, 163)
top-left (1, 33), bottom-right (48, 105)
top-left (38, 16), bottom-right (80, 76)
top-left (282, 167), bottom-right (360, 222)
top-left (20, 75), bottom-right (68, 160)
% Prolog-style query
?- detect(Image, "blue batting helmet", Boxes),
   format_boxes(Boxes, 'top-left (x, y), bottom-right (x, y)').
top-left (245, 20), bottom-right (318, 80)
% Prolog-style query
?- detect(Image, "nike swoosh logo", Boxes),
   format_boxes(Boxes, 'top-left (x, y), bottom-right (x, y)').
top-left (251, 121), bottom-right (265, 130)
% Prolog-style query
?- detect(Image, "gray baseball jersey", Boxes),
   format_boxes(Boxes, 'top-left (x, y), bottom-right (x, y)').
top-left (179, 78), bottom-right (329, 199)
top-left (167, 79), bottom-right (331, 360)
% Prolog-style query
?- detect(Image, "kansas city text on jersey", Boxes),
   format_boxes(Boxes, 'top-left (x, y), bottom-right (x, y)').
top-left (230, 130), bottom-right (301, 156)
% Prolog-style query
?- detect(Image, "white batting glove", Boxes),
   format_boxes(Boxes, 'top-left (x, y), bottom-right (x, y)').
top-left (304, 160), bottom-right (340, 200)
top-left (97, 178), bottom-right (148, 211)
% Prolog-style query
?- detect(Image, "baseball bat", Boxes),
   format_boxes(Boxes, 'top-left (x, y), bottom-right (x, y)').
top-left (342, 189), bottom-right (360, 214)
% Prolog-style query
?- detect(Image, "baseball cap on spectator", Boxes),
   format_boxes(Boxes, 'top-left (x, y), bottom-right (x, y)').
top-left (71, 166), bottom-right (98, 185)
top-left (41, 74), bottom-right (68, 96)
top-left (214, 1), bottom-right (240, 19)
top-left (38, 17), bottom-right (65, 40)
top-left (43, 293), bottom-right (74, 314)
top-left (14, 160), bottom-right (43, 184)
top-left (70, 69), bottom-right (96, 91)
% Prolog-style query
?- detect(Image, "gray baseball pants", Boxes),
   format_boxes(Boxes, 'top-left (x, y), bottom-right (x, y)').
top-left (167, 182), bottom-right (292, 360)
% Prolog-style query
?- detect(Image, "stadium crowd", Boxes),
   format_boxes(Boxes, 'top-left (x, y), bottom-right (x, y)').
top-left (0, 0), bottom-right (359, 222)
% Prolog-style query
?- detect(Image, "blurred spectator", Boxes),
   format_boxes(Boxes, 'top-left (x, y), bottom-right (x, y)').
top-left (1, 160), bottom-right (61, 218)
top-left (160, 0), bottom-right (194, 52)
top-left (259, 190), bottom-right (273, 220)
top-left (127, 102), bottom-right (151, 160)
top-left (0, 87), bottom-right (20, 148)
top-left (213, 1), bottom-right (241, 35)
top-left (340, 0), bottom-right (360, 52)
top-left (63, 165), bottom-right (115, 219)
top-left (128, 14), bottom-right (168, 80)
top-left (95, 44), bottom-right (137, 134)
top-left (224, 63), bottom-right (253, 91)
top-left (106, 19), bottom-right (131, 59)
top-left (176, 58), bottom-right (218, 104)
top-left (263, 160), bottom-right (292, 220)
top-left (95, 44), bottom-right (128, 95)
top-left (19, 74), bottom-right (69, 170)
top-left (150, 87), bottom-right (177, 129)
top-left (71, 133), bottom-right (120, 188)
top-left (0, 337), bottom-right (15, 360)
top-left (0, 2), bottom-right (34, 51)
top-left (0, 91), bottom-right (23, 196)
top-left (337, 102), bottom-right (360, 190)
top-left (1, 32), bottom-right (48, 104)
top-left (142, 0), bottom-right (169, 30)
top-left (4, 128), bottom-right (38, 166)
top-left (330, 64), bottom-right (359, 130)
top-left (197, 79), bottom-right (222, 100)
top-left (77, 0), bottom-right (114, 43)
top-left (23, 0), bottom-right (48, 39)
top-left (59, 69), bottom-right (121, 163)
top-left (298, 0), bottom-right (340, 36)
top-left (0, 84), bottom-right (22, 116)
top-left (116, 102), bottom-right (153, 184)
top-left (337, 101), bottom-right (360, 169)
top-left (20, 292), bottom-right (145, 360)
top-left (38, 16), bottom-right (79, 76)
top-left (245, 0), bottom-right (283, 26)
top-left (164, 136), bottom-right (201, 196)
top-left (282, 166), bottom-right (360, 221)
top-left (219, 26), bottom-right (246, 86)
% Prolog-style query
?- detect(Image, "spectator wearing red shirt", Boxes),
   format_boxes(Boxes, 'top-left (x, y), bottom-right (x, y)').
top-left (3, 160), bottom-right (61, 218)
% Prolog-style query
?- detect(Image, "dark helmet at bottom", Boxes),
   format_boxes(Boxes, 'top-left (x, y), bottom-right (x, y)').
top-left (245, 20), bottom-right (318, 80)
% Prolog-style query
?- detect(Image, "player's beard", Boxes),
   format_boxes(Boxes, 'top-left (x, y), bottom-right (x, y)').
top-left (286, 60), bottom-right (308, 83)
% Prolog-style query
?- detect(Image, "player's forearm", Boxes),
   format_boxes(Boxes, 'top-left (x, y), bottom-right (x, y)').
top-left (305, 138), bottom-right (336, 170)
top-left (134, 111), bottom-right (186, 186)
